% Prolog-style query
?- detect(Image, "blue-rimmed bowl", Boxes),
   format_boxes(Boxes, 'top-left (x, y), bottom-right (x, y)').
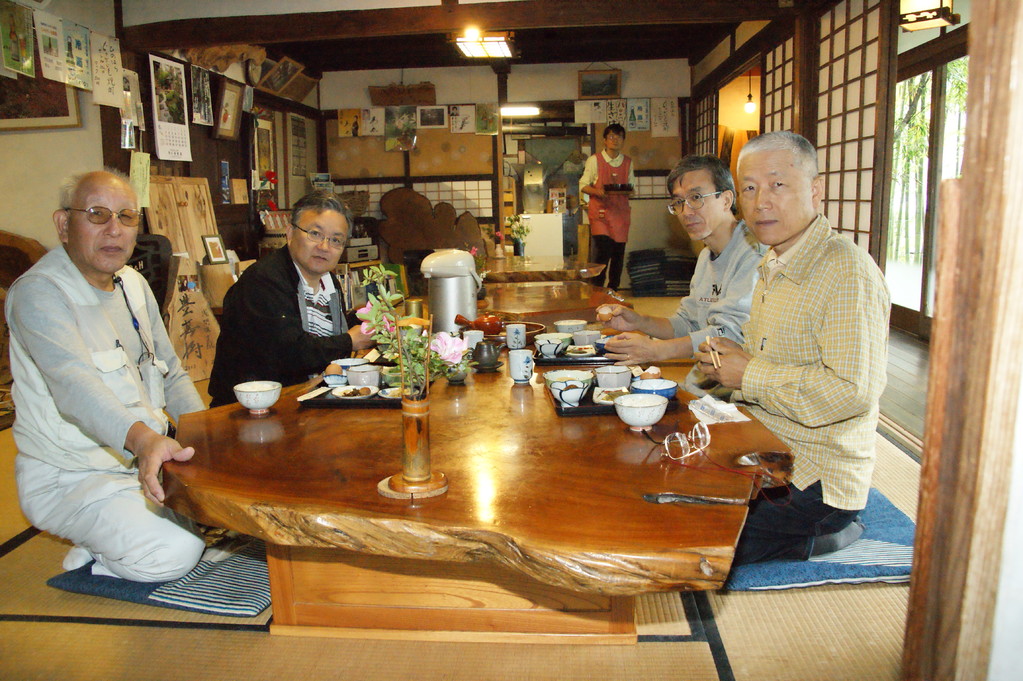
top-left (631, 378), bottom-right (678, 400)
top-left (594, 335), bottom-right (614, 355)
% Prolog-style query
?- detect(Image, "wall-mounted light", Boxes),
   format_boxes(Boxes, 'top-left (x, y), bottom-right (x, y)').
top-left (744, 71), bottom-right (756, 114)
top-left (900, 0), bottom-right (960, 31)
top-left (453, 28), bottom-right (515, 59)
top-left (500, 106), bottom-right (540, 117)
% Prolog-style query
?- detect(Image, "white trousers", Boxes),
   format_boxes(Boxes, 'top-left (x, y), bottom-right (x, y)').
top-left (15, 454), bottom-right (204, 582)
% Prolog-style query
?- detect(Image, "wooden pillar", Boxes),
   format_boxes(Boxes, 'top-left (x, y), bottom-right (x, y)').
top-left (902, 0), bottom-right (1023, 678)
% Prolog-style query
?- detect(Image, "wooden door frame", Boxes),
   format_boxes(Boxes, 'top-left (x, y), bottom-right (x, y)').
top-left (901, 0), bottom-right (1023, 677)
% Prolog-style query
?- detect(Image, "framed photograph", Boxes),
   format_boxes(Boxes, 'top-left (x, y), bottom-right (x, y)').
top-left (578, 69), bottom-right (622, 100)
top-left (258, 56), bottom-right (303, 95)
top-left (417, 105), bottom-right (447, 129)
top-left (202, 234), bottom-right (229, 265)
top-left (0, 81), bottom-right (80, 130)
top-left (214, 79), bottom-right (244, 140)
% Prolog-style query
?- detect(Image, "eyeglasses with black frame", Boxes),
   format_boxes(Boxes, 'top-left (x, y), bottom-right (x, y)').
top-left (666, 190), bottom-right (724, 215)
top-left (65, 206), bottom-right (142, 227)
top-left (291, 222), bottom-right (347, 250)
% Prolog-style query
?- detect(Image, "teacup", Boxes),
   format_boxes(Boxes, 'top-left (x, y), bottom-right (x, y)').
top-left (508, 349), bottom-right (534, 383)
top-left (595, 365), bottom-right (632, 389)
top-left (463, 329), bottom-right (485, 350)
top-left (506, 323), bottom-right (527, 350)
top-left (472, 340), bottom-right (504, 368)
top-left (347, 364), bottom-right (381, 387)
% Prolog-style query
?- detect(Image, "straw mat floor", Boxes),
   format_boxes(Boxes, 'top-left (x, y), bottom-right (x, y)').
top-left (0, 430), bottom-right (917, 681)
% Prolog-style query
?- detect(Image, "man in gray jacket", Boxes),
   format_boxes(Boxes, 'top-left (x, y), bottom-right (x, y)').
top-left (603, 154), bottom-right (764, 396)
top-left (7, 170), bottom-right (206, 582)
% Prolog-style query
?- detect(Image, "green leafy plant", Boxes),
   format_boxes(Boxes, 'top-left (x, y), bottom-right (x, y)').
top-left (356, 265), bottom-right (472, 399)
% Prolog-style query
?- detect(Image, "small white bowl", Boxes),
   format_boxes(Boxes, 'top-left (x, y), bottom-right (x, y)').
top-left (595, 364), bottom-right (632, 389)
top-left (614, 393), bottom-right (668, 431)
top-left (554, 319), bottom-right (587, 334)
top-left (233, 381), bottom-right (282, 416)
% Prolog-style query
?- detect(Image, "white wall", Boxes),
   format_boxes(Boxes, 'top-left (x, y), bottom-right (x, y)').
top-left (1, 0), bottom-right (116, 250)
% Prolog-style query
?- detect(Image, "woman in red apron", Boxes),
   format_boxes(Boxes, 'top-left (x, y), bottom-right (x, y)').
top-left (581, 124), bottom-right (635, 290)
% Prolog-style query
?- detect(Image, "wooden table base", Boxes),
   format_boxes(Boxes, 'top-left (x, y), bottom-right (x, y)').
top-left (266, 544), bottom-right (637, 644)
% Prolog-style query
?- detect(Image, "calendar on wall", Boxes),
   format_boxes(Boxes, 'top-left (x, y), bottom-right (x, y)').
top-left (149, 54), bottom-right (193, 162)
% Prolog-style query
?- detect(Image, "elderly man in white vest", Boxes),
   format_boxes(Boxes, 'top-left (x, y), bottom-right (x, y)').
top-left (6, 170), bottom-right (206, 582)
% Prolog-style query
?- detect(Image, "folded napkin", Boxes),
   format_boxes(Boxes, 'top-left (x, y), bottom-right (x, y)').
top-left (688, 395), bottom-right (750, 424)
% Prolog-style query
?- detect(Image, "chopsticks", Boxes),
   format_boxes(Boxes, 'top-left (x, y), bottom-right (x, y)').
top-left (709, 345), bottom-right (722, 370)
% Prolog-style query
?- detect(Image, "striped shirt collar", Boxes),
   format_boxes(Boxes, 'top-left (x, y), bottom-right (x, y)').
top-left (292, 262), bottom-right (336, 296)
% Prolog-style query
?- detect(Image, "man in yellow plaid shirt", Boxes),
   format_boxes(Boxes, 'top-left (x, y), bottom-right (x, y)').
top-left (698, 131), bottom-right (890, 564)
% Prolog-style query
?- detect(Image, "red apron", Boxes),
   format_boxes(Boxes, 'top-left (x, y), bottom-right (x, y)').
top-left (587, 153), bottom-right (632, 243)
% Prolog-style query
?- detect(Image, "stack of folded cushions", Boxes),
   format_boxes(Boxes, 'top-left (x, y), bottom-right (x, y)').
top-left (627, 249), bottom-right (695, 296)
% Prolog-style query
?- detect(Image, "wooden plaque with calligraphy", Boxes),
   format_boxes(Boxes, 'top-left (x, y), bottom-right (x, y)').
top-left (164, 255), bottom-right (220, 381)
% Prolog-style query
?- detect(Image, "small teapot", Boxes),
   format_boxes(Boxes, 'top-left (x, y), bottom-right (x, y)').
top-left (472, 340), bottom-right (504, 368)
top-left (454, 313), bottom-right (504, 336)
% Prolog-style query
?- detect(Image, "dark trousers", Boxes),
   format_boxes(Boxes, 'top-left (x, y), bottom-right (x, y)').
top-left (591, 235), bottom-right (626, 290)
top-left (733, 480), bottom-right (862, 565)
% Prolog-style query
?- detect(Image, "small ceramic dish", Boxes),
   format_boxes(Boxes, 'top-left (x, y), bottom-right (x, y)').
top-left (323, 373), bottom-right (348, 387)
top-left (534, 332), bottom-right (573, 358)
top-left (233, 380), bottom-right (282, 416)
top-left (331, 385), bottom-right (380, 399)
top-left (593, 386), bottom-right (630, 405)
top-left (378, 387), bottom-right (403, 399)
top-left (614, 393), bottom-right (668, 431)
top-left (631, 378), bottom-right (678, 400)
top-left (564, 344), bottom-right (596, 357)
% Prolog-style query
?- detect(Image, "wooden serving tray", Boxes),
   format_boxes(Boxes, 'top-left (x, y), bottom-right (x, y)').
top-left (544, 386), bottom-right (680, 417)
top-left (299, 383), bottom-right (402, 409)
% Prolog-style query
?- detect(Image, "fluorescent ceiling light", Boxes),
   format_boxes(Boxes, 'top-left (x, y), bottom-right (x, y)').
top-left (501, 106), bottom-right (540, 117)
top-left (454, 31), bottom-right (514, 59)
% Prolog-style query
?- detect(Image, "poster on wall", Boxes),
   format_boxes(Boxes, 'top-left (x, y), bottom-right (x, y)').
top-left (89, 32), bottom-right (122, 108)
top-left (122, 68), bottom-right (144, 130)
top-left (605, 98), bottom-right (626, 127)
top-left (359, 107), bottom-right (383, 136)
top-left (32, 9), bottom-right (64, 82)
top-left (62, 21), bottom-right (91, 90)
top-left (475, 103), bottom-right (498, 136)
top-left (149, 54), bottom-right (192, 161)
top-left (384, 105), bottom-right (417, 151)
top-left (448, 104), bottom-right (474, 133)
top-left (650, 97), bottom-right (678, 138)
top-left (573, 100), bottom-right (606, 125)
top-left (289, 113), bottom-right (307, 178)
top-left (0, 0), bottom-right (34, 77)
top-left (190, 65), bottom-right (213, 125)
top-left (336, 108), bottom-right (359, 137)
top-left (626, 98), bottom-right (649, 132)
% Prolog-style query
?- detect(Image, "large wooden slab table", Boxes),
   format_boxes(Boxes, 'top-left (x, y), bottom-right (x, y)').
top-left (483, 280), bottom-right (623, 328)
top-left (166, 361), bottom-right (789, 643)
top-left (484, 256), bottom-right (605, 283)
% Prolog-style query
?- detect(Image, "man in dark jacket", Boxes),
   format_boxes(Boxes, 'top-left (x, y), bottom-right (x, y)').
top-left (207, 191), bottom-right (374, 406)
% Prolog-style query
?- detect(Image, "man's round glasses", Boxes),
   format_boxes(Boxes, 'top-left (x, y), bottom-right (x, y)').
top-left (65, 206), bottom-right (141, 227)
top-left (660, 422), bottom-right (711, 462)
top-left (666, 191), bottom-right (724, 215)
top-left (292, 223), bottom-right (346, 250)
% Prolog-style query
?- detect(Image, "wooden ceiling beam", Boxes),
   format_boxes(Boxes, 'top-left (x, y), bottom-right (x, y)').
top-left (122, 0), bottom-right (794, 50)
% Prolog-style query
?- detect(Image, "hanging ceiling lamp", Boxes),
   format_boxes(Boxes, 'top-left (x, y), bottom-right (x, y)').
top-left (899, 0), bottom-right (960, 31)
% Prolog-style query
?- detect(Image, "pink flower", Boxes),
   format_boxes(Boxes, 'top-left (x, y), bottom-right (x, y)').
top-left (430, 332), bottom-right (468, 365)
top-left (469, 246), bottom-right (478, 256)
